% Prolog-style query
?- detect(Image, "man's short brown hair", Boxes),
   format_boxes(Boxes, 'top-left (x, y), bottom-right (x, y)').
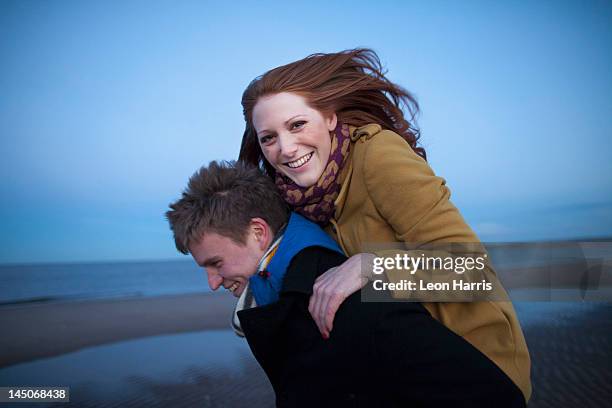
top-left (166, 161), bottom-right (289, 254)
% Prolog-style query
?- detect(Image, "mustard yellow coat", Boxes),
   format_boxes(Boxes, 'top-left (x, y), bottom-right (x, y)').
top-left (325, 124), bottom-right (532, 401)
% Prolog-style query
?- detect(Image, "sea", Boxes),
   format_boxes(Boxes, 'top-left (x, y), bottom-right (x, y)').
top-left (1, 240), bottom-right (610, 306)
top-left (0, 260), bottom-right (210, 306)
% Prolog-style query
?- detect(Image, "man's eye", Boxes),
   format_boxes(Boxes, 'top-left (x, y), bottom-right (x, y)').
top-left (206, 261), bottom-right (222, 269)
top-left (291, 121), bottom-right (306, 130)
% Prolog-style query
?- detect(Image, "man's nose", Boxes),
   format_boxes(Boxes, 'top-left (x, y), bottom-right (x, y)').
top-left (278, 132), bottom-right (298, 158)
top-left (207, 272), bottom-right (223, 291)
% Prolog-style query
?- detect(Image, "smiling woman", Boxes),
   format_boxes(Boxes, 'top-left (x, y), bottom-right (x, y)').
top-left (252, 92), bottom-right (335, 188)
top-left (238, 48), bottom-right (532, 404)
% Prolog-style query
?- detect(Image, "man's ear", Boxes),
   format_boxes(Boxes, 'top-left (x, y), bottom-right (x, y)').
top-left (250, 217), bottom-right (270, 250)
top-left (326, 112), bottom-right (338, 132)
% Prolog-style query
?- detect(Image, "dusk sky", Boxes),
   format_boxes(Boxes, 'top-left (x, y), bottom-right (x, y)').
top-left (1, 0), bottom-right (611, 264)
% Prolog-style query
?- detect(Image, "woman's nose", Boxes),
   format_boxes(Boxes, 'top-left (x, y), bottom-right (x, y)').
top-left (278, 133), bottom-right (298, 158)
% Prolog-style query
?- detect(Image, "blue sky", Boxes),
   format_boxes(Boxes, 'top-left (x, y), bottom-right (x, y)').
top-left (1, 0), bottom-right (611, 263)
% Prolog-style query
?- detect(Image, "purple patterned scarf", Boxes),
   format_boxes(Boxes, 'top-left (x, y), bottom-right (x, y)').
top-left (274, 123), bottom-right (351, 226)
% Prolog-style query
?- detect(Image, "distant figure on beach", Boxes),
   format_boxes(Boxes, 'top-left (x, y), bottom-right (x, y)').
top-left (238, 49), bottom-right (531, 403)
top-left (166, 161), bottom-right (525, 407)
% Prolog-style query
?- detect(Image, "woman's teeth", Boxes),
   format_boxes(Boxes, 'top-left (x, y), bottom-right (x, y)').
top-left (286, 152), bottom-right (313, 169)
top-left (228, 282), bottom-right (239, 293)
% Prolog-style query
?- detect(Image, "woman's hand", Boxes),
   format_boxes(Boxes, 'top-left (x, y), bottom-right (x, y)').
top-left (308, 253), bottom-right (375, 339)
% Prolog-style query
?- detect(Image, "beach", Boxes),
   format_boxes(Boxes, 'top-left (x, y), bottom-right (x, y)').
top-left (1, 293), bottom-right (611, 407)
top-left (0, 293), bottom-right (234, 367)
top-left (0, 293), bottom-right (276, 407)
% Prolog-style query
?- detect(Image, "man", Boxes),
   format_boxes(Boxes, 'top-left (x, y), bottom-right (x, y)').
top-left (166, 161), bottom-right (525, 408)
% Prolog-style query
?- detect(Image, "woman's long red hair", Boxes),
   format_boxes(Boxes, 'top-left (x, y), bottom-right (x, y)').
top-left (239, 48), bottom-right (425, 176)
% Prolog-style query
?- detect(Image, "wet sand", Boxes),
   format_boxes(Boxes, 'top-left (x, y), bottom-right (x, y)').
top-left (515, 302), bottom-right (612, 408)
top-left (0, 293), bottom-right (235, 367)
top-left (1, 294), bottom-right (611, 407)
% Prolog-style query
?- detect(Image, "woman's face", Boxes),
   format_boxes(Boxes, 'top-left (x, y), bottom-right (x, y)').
top-left (252, 92), bottom-right (337, 187)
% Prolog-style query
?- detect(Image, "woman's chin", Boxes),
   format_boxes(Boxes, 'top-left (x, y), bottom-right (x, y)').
top-left (281, 168), bottom-right (321, 188)
top-left (292, 175), bottom-right (318, 188)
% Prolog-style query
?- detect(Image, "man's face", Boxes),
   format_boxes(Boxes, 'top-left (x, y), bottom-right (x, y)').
top-left (190, 230), bottom-right (265, 297)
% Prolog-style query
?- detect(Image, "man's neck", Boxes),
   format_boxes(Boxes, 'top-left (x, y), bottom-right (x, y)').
top-left (256, 224), bottom-right (286, 272)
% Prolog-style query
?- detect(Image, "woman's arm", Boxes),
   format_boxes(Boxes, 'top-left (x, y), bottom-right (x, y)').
top-left (308, 252), bottom-right (375, 339)
top-left (309, 130), bottom-right (484, 335)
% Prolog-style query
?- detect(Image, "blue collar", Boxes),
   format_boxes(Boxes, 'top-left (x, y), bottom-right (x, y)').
top-left (248, 213), bottom-right (343, 306)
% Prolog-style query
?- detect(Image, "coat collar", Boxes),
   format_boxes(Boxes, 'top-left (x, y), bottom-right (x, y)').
top-left (350, 123), bottom-right (382, 142)
top-left (333, 124), bottom-right (383, 220)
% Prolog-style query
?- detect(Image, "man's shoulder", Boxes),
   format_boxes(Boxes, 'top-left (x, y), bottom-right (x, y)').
top-left (290, 246), bottom-right (347, 274)
top-left (280, 246), bottom-right (347, 295)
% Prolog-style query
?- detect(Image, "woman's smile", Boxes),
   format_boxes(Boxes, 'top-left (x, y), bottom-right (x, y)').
top-left (285, 151), bottom-right (314, 169)
top-left (252, 92), bottom-right (336, 188)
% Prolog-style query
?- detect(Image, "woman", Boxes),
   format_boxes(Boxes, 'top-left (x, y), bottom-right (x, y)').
top-left (238, 49), bottom-right (531, 403)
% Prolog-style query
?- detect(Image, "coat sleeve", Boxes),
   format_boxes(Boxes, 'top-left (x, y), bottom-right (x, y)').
top-left (362, 130), bottom-right (478, 245)
top-left (358, 130), bottom-right (531, 401)
top-left (360, 130), bottom-right (501, 300)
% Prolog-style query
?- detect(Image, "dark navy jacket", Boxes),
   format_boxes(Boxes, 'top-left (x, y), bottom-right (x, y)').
top-left (238, 246), bottom-right (525, 408)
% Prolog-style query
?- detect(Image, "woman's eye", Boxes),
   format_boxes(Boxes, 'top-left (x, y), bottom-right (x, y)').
top-left (291, 121), bottom-right (306, 130)
top-left (259, 135), bottom-right (274, 145)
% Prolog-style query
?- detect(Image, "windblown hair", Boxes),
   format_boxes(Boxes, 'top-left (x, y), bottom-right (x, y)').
top-left (166, 161), bottom-right (289, 254)
top-left (239, 48), bottom-right (425, 176)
